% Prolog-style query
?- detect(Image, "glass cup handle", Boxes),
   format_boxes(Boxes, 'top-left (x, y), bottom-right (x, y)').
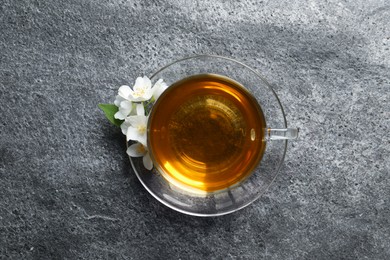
top-left (265, 128), bottom-right (299, 141)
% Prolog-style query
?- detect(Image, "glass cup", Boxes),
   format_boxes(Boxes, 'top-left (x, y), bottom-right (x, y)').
top-left (129, 55), bottom-right (298, 216)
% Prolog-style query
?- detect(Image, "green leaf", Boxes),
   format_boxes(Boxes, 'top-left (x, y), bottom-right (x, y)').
top-left (98, 104), bottom-right (124, 127)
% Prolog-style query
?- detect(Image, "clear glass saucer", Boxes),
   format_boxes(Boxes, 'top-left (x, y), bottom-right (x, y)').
top-left (129, 55), bottom-right (289, 217)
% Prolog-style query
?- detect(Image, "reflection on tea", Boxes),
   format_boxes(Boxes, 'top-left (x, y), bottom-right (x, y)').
top-left (148, 74), bottom-right (266, 193)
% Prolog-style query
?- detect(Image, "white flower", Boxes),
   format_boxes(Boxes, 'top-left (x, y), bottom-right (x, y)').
top-left (152, 79), bottom-right (168, 100)
top-left (123, 104), bottom-right (148, 146)
top-left (126, 142), bottom-right (153, 170)
top-left (118, 76), bottom-right (153, 102)
top-left (119, 103), bottom-right (144, 138)
top-left (126, 116), bottom-right (148, 145)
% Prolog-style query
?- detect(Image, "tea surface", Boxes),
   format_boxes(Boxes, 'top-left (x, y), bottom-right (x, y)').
top-left (148, 74), bottom-right (266, 193)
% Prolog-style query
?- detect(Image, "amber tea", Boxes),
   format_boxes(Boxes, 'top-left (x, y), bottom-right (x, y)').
top-left (148, 74), bottom-right (266, 193)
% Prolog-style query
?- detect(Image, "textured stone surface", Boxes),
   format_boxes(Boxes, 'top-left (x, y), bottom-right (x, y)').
top-left (1, 0), bottom-right (389, 259)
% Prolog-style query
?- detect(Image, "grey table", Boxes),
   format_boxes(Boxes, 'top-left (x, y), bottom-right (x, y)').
top-left (1, 0), bottom-right (389, 259)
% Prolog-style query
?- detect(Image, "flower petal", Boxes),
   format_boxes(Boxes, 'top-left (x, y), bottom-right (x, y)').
top-left (126, 143), bottom-right (146, 157)
top-left (134, 76), bottom-right (152, 90)
top-left (119, 101), bottom-right (132, 116)
top-left (138, 135), bottom-right (147, 147)
top-left (143, 89), bottom-right (154, 100)
top-left (129, 103), bottom-right (137, 116)
top-left (114, 95), bottom-right (125, 106)
top-left (126, 127), bottom-right (140, 141)
top-left (118, 85), bottom-right (132, 99)
top-left (120, 121), bottom-right (130, 135)
top-left (143, 153), bottom-right (153, 170)
top-left (152, 79), bottom-right (168, 100)
top-left (136, 103), bottom-right (145, 116)
top-left (114, 111), bottom-right (126, 120)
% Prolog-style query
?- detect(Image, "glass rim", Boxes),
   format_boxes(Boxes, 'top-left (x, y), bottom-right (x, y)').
top-left (130, 54), bottom-right (288, 217)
